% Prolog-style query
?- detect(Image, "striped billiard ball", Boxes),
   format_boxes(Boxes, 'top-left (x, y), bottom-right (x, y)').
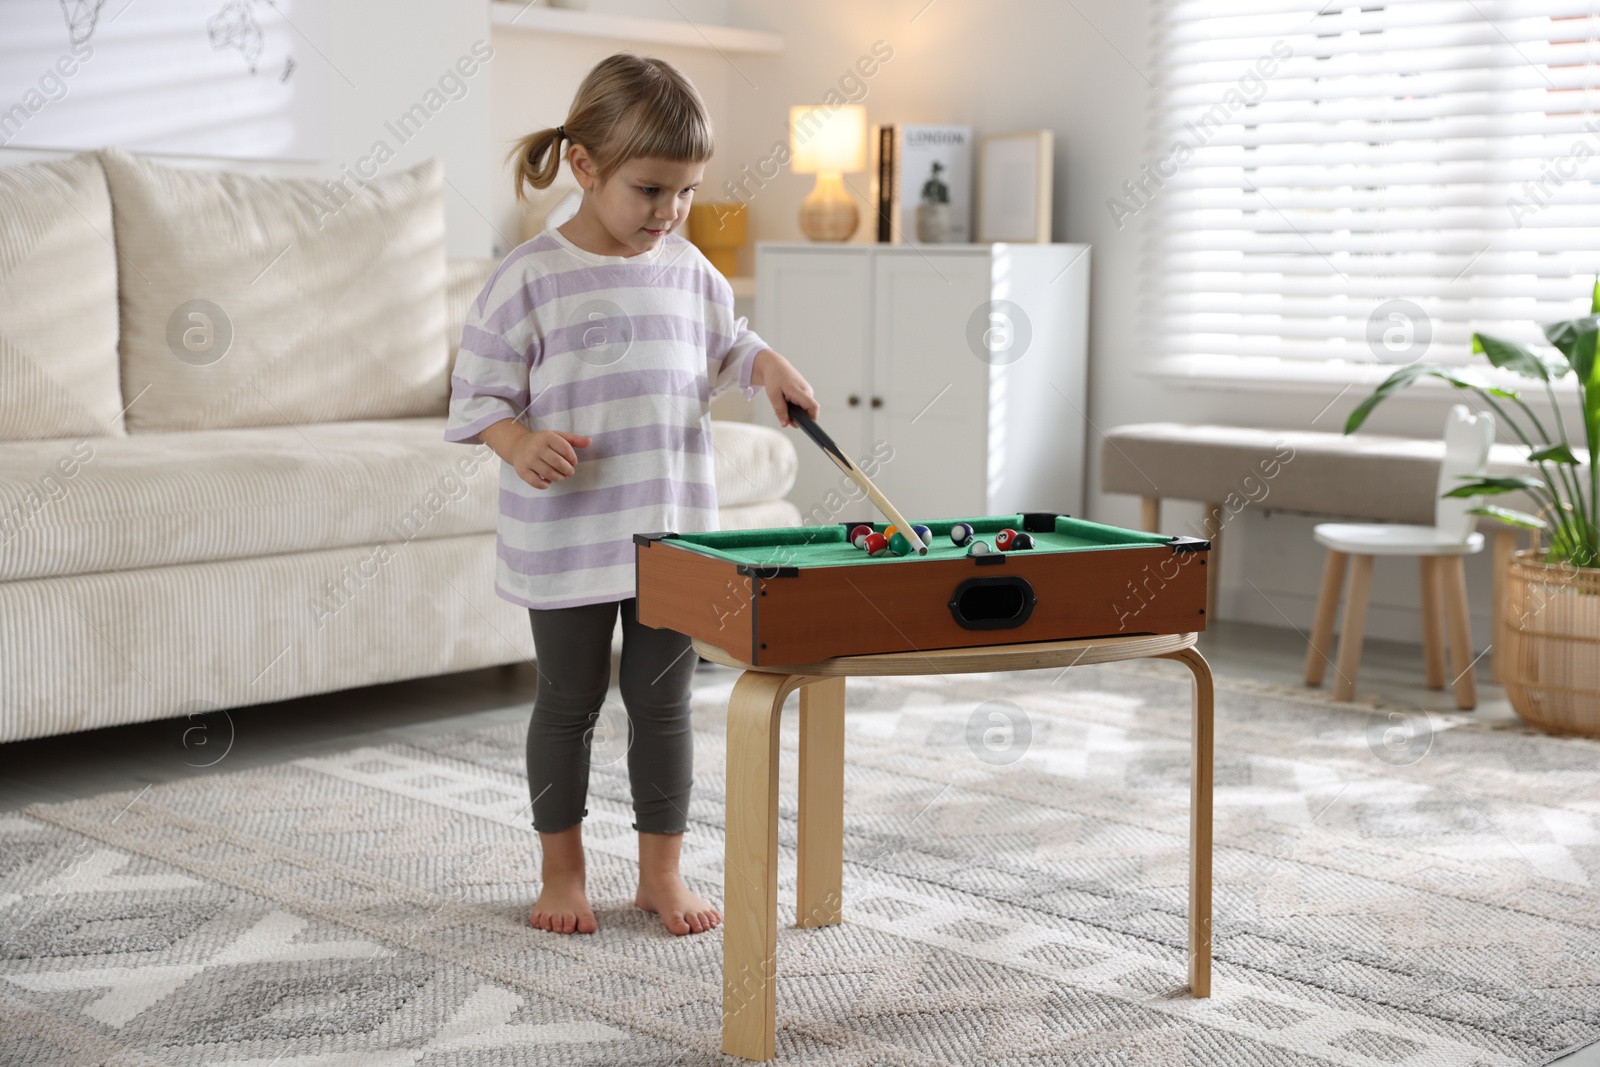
top-left (949, 522), bottom-right (975, 547)
top-left (863, 532), bottom-right (890, 556)
top-left (850, 524), bottom-right (874, 549)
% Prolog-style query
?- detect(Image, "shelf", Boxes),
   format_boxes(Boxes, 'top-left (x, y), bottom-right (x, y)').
top-left (489, 3), bottom-right (783, 54)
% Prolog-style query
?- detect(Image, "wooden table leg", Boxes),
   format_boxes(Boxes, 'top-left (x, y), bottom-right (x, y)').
top-left (723, 670), bottom-right (810, 1062)
top-left (1333, 554), bottom-right (1374, 703)
top-left (1304, 549), bottom-right (1347, 688)
top-left (1140, 496), bottom-right (1161, 534)
top-left (1441, 555), bottom-right (1478, 710)
top-left (1490, 529), bottom-right (1515, 684)
top-left (1160, 646), bottom-right (1213, 998)
top-left (797, 677), bottom-right (845, 928)
top-left (1419, 556), bottom-right (1446, 689)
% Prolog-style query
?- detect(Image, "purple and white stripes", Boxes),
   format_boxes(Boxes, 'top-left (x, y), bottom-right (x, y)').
top-left (444, 228), bottom-right (767, 610)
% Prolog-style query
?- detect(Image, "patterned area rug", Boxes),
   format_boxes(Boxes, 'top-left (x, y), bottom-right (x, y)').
top-left (4, 661), bottom-right (1600, 1066)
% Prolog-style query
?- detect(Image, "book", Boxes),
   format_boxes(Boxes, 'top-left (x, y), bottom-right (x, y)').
top-left (870, 123), bottom-right (974, 244)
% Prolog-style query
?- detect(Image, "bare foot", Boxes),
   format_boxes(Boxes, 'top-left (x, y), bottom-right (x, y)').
top-left (529, 872), bottom-right (597, 934)
top-left (636, 872), bottom-right (722, 936)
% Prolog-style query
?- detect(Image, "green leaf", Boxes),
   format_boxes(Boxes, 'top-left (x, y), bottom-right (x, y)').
top-left (1547, 516), bottom-right (1599, 569)
top-left (1472, 332), bottom-right (1569, 381)
top-left (1467, 505), bottom-right (1547, 530)
top-left (1591, 276), bottom-right (1599, 316)
top-left (1542, 315), bottom-right (1600, 381)
top-left (1444, 475), bottom-right (1544, 498)
top-left (1529, 443), bottom-right (1582, 464)
top-left (1344, 365), bottom-right (1517, 434)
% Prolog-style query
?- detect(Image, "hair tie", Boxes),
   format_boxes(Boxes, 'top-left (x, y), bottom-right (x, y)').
top-left (555, 125), bottom-right (566, 141)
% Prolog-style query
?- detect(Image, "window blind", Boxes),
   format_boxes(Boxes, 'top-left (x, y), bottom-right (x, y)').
top-left (1141, 0), bottom-right (1600, 371)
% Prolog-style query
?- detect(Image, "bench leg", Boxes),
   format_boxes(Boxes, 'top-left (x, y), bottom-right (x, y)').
top-left (1441, 555), bottom-right (1478, 710)
top-left (1140, 496), bottom-right (1161, 534)
top-left (1205, 502), bottom-right (1223, 619)
top-left (1333, 554), bottom-right (1374, 703)
top-left (1160, 646), bottom-right (1213, 998)
top-left (1419, 556), bottom-right (1446, 689)
top-left (723, 670), bottom-right (809, 1062)
top-left (797, 677), bottom-right (845, 929)
top-left (1305, 549), bottom-right (1347, 688)
top-left (1489, 529), bottom-right (1515, 684)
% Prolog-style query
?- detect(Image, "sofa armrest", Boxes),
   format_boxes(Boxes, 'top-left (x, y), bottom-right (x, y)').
top-left (446, 257), bottom-right (500, 374)
top-left (711, 419), bottom-right (797, 508)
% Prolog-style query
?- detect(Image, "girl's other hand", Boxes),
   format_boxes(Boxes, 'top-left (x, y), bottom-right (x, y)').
top-left (513, 429), bottom-right (592, 490)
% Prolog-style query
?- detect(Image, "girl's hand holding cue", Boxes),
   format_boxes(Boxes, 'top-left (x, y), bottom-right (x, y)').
top-left (752, 349), bottom-right (817, 427)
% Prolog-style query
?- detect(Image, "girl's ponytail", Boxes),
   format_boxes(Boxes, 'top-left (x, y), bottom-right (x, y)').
top-left (507, 126), bottom-right (566, 204)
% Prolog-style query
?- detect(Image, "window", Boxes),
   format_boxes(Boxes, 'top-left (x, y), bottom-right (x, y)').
top-left (1140, 1), bottom-right (1600, 377)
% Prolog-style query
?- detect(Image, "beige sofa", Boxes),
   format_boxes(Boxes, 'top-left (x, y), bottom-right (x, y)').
top-left (0, 149), bottom-right (798, 744)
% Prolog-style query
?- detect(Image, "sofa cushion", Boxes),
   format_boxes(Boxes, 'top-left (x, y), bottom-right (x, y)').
top-left (0, 153), bottom-right (125, 441)
top-left (0, 417), bottom-right (799, 582)
top-left (712, 420), bottom-right (799, 508)
top-left (100, 147), bottom-right (450, 433)
top-left (0, 418), bottom-right (497, 582)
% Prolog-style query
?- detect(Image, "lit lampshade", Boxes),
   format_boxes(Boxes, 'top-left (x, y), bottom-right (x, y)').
top-left (789, 104), bottom-right (866, 241)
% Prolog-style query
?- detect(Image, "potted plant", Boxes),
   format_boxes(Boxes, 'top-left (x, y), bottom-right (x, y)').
top-left (1346, 280), bottom-right (1599, 734)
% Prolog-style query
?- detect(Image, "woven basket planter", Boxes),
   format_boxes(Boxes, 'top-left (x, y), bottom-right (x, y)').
top-left (1502, 549), bottom-right (1600, 736)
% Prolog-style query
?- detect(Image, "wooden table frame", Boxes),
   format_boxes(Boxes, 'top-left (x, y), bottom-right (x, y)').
top-left (696, 631), bottom-right (1216, 1062)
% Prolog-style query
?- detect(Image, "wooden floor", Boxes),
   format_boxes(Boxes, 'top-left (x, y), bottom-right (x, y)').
top-left (2, 620), bottom-right (1593, 1064)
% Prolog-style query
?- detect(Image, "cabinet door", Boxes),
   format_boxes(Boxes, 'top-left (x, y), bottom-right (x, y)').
top-left (871, 252), bottom-right (992, 518)
top-left (754, 249), bottom-right (872, 525)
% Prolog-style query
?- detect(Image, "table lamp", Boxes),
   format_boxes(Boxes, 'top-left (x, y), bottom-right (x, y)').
top-left (789, 104), bottom-right (866, 241)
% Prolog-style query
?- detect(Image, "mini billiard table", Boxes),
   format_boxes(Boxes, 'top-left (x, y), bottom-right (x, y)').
top-left (636, 512), bottom-right (1209, 665)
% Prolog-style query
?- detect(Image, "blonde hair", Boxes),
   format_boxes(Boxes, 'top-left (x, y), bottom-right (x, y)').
top-left (508, 53), bottom-right (713, 204)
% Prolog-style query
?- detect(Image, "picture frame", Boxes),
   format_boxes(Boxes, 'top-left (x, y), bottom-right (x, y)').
top-left (976, 130), bottom-right (1053, 243)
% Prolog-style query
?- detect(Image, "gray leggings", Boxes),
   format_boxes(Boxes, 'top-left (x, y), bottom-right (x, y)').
top-left (525, 598), bottom-right (696, 835)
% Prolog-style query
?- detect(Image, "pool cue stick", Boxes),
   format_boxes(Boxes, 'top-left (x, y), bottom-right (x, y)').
top-left (785, 401), bottom-right (927, 554)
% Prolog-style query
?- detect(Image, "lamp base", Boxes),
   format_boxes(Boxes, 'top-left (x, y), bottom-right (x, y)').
top-left (799, 171), bottom-right (858, 242)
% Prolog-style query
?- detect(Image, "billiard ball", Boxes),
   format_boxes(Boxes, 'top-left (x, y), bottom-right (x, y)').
top-left (888, 532), bottom-right (914, 556)
top-left (995, 528), bottom-right (1019, 551)
top-left (950, 522), bottom-right (975, 547)
top-left (1010, 532), bottom-right (1036, 550)
top-left (883, 525), bottom-right (899, 541)
top-left (863, 532), bottom-right (890, 556)
top-left (966, 539), bottom-right (991, 557)
top-left (911, 524), bottom-right (932, 546)
top-left (850, 524), bottom-right (874, 549)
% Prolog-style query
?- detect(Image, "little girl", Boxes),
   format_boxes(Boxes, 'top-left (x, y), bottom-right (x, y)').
top-left (445, 53), bottom-right (817, 937)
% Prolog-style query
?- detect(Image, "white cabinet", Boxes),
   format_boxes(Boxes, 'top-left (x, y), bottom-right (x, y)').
top-left (753, 242), bottom-right (1090, 524)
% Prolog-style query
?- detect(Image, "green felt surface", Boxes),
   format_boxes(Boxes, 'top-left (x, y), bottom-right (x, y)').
top-left (668, 515), bottom-right (1172, 568)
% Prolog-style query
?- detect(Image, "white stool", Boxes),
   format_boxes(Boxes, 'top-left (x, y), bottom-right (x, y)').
top-left (1304, 405), bottom-right (1494, 709)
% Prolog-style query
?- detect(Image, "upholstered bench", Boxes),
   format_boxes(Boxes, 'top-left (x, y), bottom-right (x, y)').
top-left (1100, 423), bottom-right (1541, 681)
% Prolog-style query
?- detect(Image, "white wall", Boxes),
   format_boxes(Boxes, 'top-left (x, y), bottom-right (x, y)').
top-left (1, 0), bottom-right (495, 260)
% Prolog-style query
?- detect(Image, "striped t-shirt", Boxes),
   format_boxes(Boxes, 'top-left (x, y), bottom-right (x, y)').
top-left (444, 227), bottom-right (767, 610)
